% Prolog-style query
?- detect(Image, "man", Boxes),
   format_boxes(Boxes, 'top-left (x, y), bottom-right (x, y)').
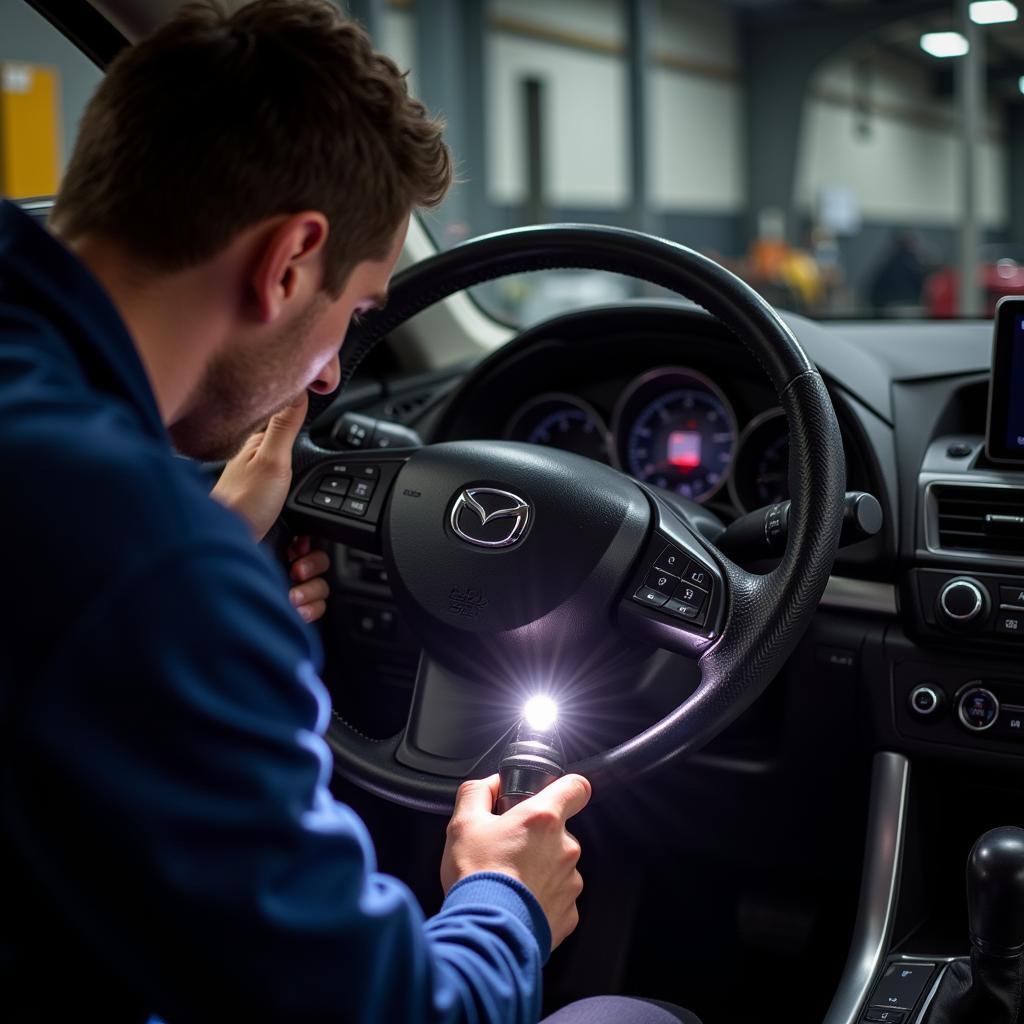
top-left (0, 2), bottom-right (699, 1022)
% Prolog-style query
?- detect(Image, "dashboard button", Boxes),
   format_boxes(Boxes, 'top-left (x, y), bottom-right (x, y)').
top-left (654, 545), bottom-right (687, 575)
top-left (1000, 585), bottom-right (1024, 609)
top-left (997, 706), bottom-right (1024, 740)
top-left (995, 611), bottom-right (1024, 637)
top-left (634, 585), bottom-right (670, 609)
top-left (958, 686), bottom-right (1000, 732)
top-left (909, 685), bottom-right (942, 717)
top-left (644, 569), bottom-right (679, 598)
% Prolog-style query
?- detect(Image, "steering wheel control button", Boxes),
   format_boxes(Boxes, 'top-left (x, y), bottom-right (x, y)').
top-left (342, 497), bottom-right (369, 517)
top-left (634, 584), bottom-right (670, 609)
top-left (996, 610), bottom-right (1024, 637)
top-left (937, 577), bottom-right (987, 624)
top-left (958, 686), bottom-right (1000, 732)
top-left (351, 478), bottom-right (376, 501)
top-left (682, 563), bottom-right (712, 589)
top-left (311, 492), bottom-right (344, 512)
top-left (673, 581), bottom-right (708, 612)
top-left (644, 569), bottom-right (679, 598)
top-left (664, 597), bottom-right (701, 622)
top-left (908, 684), bottom-right (942, 717)
top-left (318, 476), bottom-right (350, 496)
top-left (338, 414), bottom-right (373, 449)
top-left (654, 545), bottom-right (687, 575)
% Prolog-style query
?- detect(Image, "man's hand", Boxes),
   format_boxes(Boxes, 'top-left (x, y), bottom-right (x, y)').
top-left (287, 535), bottom-right (330, 624)
top-left (210, 392), bottom-right (308, 541)
top-left (440, 773), bottom-right (591, 951)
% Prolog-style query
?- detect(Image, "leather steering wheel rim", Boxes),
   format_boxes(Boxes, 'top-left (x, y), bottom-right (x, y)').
top-left (298, 224), bottom-right (846, 813)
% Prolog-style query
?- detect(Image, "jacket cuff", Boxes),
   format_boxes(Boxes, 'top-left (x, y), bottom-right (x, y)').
top-left (444, 872), bottom-right (553, 963)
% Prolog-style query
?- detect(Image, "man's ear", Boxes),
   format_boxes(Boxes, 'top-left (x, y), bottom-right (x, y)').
top-left (250, 212), bottom-right (329, 323)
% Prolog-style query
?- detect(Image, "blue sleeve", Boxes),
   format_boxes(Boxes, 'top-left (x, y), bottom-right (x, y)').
top-left (7, 540), bottom-right (547, 1024)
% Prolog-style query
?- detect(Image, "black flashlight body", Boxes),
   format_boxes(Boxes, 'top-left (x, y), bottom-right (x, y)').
top-left (495, 721), bottom-right (566, 814)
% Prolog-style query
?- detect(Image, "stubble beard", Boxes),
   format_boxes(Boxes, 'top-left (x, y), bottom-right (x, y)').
top-left (168, 297), bottom-right (326, 461)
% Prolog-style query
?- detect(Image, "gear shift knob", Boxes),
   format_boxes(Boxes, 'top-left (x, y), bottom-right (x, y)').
top-left (968, 826), bottom-right (1024, 958)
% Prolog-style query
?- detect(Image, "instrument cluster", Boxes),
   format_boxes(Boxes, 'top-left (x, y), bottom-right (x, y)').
top-left (503, 366), bottom-right (792, 512)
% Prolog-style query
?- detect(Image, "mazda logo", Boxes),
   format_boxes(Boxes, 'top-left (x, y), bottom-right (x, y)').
top-left (450, 488), bottom-right (531, 548)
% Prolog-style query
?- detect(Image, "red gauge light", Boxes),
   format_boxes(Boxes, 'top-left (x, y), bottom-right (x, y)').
top-left (667, 430), bottom-right (702, 469)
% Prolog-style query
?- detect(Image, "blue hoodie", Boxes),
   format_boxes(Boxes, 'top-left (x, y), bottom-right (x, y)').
top-left (0, 201), bottom-right (549, 1023)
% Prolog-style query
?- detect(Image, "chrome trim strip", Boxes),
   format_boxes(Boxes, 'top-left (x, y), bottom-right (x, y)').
top-left (822, 751), bottom-right (911, 1024)
top-left (820, 576), bottom-right (898, 616)
top-left (912, 961), bottom-right (958, 1024)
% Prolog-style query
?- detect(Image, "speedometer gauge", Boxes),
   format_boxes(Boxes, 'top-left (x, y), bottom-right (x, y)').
top-left (505, 394), bottom-right (610, 463)
top-left (613, 369), bottom-right (737, 503)
top-left (729, 408), bottom-right (789, 513)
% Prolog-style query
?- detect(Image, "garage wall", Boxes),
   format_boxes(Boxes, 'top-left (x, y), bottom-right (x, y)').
top-left (0, 0), bottom-right (103, 190)
top-left (798, 55), bottom-right (1007, 229)
top-left (383, 0), bottom-right (1012, 274)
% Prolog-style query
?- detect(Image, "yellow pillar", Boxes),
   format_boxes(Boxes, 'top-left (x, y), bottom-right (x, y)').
top-left (0, 62), bottom-right (61, 199)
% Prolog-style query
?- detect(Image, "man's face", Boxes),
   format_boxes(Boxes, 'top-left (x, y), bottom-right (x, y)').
top-left (169, 218), bottom-right (407, 461)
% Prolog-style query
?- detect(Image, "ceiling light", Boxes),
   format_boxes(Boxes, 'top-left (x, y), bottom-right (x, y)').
top-left (920, 32), bottom-right (970, 57)
top-left (970, 1), bottom-right (1018, 24)
top-left (1019, 74), bottom-right (1024, 93)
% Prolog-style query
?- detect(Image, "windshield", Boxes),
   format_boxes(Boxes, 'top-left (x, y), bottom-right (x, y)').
top-left (374, 0), bottom-right (1024, 327)
top-left (3, 0), bottom-right (1022, 328)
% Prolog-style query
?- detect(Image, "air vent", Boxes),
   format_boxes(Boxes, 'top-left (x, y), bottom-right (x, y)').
top-left (933, 484), bottom-right (1024, 556)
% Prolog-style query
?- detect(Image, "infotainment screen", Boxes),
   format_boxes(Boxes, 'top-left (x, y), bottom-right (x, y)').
top-left (986, 296), bottom-right (1024, 463)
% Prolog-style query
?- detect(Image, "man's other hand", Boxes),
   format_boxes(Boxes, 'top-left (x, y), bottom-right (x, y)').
top-left (440, 773), bottom-right (592, 951)
top-left (210, 393), bottom-right (308, 541)
top-left (287, 535), bottom-right (330, 624)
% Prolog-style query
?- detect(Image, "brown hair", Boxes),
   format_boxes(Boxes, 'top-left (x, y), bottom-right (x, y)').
top-left (52, 0), bottom-right (451, 294)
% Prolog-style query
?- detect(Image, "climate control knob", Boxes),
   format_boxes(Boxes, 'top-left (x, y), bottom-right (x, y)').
top-left (937, 577), bottom-right (989, 626)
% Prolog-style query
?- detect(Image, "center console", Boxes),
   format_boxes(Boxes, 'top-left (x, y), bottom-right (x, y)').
top-left (827, 302), bottom-right (1024, 1024)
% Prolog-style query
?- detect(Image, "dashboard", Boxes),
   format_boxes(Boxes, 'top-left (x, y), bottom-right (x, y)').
top-left (429, 303), bottom-right (880, 541)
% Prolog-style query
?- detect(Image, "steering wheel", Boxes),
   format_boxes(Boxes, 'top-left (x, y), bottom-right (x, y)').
top-left (284, 224), bottom-right (845, 814)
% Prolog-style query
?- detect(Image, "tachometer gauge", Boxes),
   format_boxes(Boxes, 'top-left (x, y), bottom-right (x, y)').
top-left (613, 369), bottom-right (737, 503)
top-left (729, 408), bottom-right (790, 513)
top-left (505, 394), bottom-right (610, 463)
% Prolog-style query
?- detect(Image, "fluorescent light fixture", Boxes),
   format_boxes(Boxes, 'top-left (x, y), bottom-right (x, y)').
top-left (920, 31), bottom-right (970, 57)
top-left (970, 1), bottom-right (1018, 24)
top-left (523, 695), bottom-right (558, 732)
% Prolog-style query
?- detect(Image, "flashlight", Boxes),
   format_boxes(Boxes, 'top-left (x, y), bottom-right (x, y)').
top-left (495, 696), bottom-right (566, 814)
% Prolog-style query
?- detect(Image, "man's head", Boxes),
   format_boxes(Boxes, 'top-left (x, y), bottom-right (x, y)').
top-left (52, 0), bottom-right (451, 459)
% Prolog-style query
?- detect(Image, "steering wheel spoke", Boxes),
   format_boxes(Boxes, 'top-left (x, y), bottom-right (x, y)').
top-left (394, 656), bottom-right (514, 779)
top-left (284, 433), bottom-right (415, 554)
